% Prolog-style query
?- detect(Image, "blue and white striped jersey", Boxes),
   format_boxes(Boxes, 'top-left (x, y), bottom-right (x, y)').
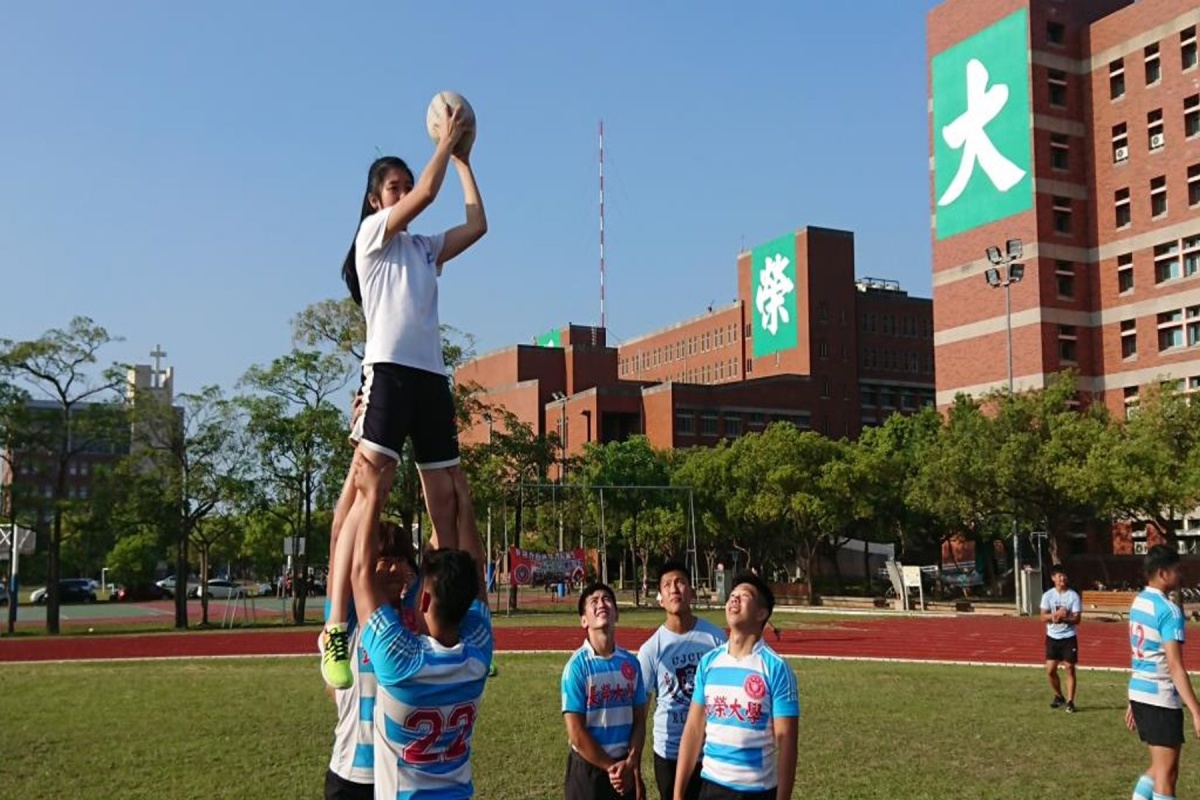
top-left (692, 640), bottom-right (800, 793)
top-left (561, 640), bottom-right (647, 759)
top-left (637, 619), bottom-right (727, 760)
top-left (361, 599), bottom-right (494, 800)
top-left (1129, 586), bottom-right (1186, 709)
top-left (326, 604), bottom-right (377, 785)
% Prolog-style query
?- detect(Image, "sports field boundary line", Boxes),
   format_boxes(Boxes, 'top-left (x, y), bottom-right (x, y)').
top-left (0, 648), bottom-right (1129, 672)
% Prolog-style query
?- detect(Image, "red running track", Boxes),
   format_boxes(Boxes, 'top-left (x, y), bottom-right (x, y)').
top-left (0, 614), bottom-right (1180, 667)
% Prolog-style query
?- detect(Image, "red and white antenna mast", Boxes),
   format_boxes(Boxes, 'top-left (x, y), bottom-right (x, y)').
top-left (599, 119), bottom-right (606, 331)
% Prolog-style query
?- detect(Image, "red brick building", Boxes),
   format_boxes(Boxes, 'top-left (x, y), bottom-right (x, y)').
top-left (455, 226), bottom-right (934, 464)
top-left (929, 0), bottom-right (1200, 417)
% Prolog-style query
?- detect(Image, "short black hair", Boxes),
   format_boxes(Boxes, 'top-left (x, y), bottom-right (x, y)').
top-left (1049, 564), bottom-right (1066, 577)
top-left (731, 572), bottom-right (775, 620)
top-left (577, 581), bottom-right (616, 616)
top-left (421, 548), bottom-right (479, 628)
top-left (658, 560), bottom-right (690, 585)
top-left (1145, 544), bottom-right (1180, 580)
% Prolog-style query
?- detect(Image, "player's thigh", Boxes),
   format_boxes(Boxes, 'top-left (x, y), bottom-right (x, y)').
top-left (1044, 659), bottom-right (1060, 675)
top-left (408, 368), bottom-right (461, 471)
top-left (358, 363), bottom-right (415, 464)
top-left (323, 770), bottom-right (372, 800)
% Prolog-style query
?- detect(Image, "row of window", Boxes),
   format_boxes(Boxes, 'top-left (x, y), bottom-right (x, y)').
top-left (1108, 27), bottom-right (1197, 101)
top-left (618, 324), bottom-right (741, 376)
top-left (1114, 165), bottom-right (1200, 229)
top-left (648, 359), bottom-right (742, 385)
top-left (860, 348), bottom-right (934, 375)
top-left (673, 409), bottom-right (811, 439)
top-left (1115, 232), bottom-right (1200, 294)
top-left (1108, 97), bottom-right (1199, 164)
top-left (859, 384), bottom-right (935, 411)
top-left (859, 312), bottom-right (933, 338)
top-left (23, 484), bottom-right (91, 500)
top-left (16, 461), bottom-right (94, 477)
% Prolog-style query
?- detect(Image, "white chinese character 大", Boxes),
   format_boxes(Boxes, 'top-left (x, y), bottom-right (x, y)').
top-left (937, 58), bottom-right (1026, 207)
top-left (755, 253), bottom-right (795, 336)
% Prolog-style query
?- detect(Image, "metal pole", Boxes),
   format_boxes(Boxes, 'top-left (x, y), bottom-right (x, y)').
top-left (1005, 281), bottom-right (1014, 394)
top-left (688, 489), bottom-right (699, 589)
top-left (1005, 277), bottom-right (1021, 614)
top-left (599, 488), bottom-right (607, 585)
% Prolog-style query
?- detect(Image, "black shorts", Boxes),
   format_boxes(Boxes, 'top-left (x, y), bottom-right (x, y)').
top-left (354, 363), bottom-right (460, 468)
top-left (1045, 635), bottom-right (1079, 664)
top-left (565, 750), bottom-right (636, 800)
top-left (1131, 700), bottom-right (1185, 748)
top-left (324, 769), bottom-right (373, 800)
top-left (698, 778), bottom-right (775, 800)
top-left (654, 754), bottom-right (703, 800)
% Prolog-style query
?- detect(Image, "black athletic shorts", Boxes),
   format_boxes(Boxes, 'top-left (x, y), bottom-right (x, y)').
top-left (697, 778), bottom-right (775, 800)
top-left (354, 362), bottom-right (460, 468)
top-left (565, 750), bottom-right (636, 800)
top-left (1131, 700), bottom-right (1185, 747)
top-left (653, 754), bottom-right (703, 800)
top-left (1045, 635), bottom-right (1079, 664)
top-left (324, 769), bottom-right (373, 800)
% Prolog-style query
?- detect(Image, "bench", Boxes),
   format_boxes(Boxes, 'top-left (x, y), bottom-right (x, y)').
top-left (1080, 590), bottom-right (1140, 619)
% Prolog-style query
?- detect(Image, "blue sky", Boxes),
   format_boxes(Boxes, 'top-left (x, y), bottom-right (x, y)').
top-left (0, 0), bottom-right (942, 396)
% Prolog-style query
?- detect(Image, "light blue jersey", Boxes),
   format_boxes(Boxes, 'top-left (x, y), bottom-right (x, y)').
top-left (1129, 587), bottom-right (1185, 709)
top-left (1039, 588), bottom-right (1081, 640)
top-left (637, 619), bottom-right (727, 760)
top-left (561, 640), bottom-right (647, 759)
top-left (361, 599), bottom-right (493, 800)
top-left (692, 640), bottom-right (800, 793)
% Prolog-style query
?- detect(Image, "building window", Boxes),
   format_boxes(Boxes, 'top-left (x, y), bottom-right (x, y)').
top-left (674, 412), bottom-right (694, 436)
top-left (1050, 134), bottom-right (1069, 170)
top-left (1151, 176), bottom-right (1168, 218)
top-left (700, 414), bottom-right (718, 437)
top-left (1155, 241), bottom-right (1181, 283)
top-left (1056, 260), bottom-right (1075, 298)
top-left (1124, 386), bottom-right (1140, 419)
top-left (1148, 109), bottom-right (1165, 150)
top-left (745, 358), bottom-right (752, 374)
top-left (1118, 253), bottom-right (1134, 293)
top-left (724, 416), bottom-right (742, 438)
top-left (818, 301), bottom-right (828, 323)
top-left (1058, 325), bottom-right (1078, 364)
top-left (1121, 319), bottom-right (1138, 359)
top-left (1186, 235), bottom-right (1200, 277)
top-left (1186, 95), bottom-right (1199, 138)
top-left (1048, 69), bottom-right (1068, 107)
top-left (1115, 187), bottom-right (1131, 228)
top-left (1110, 58), bottom-right (1126, 99)
top-left (1052, 196), bottom-right (1072, 234)
top-left (1189, 164), bottom-right (1200, 206)
top-left (818, 341), bottom-right (828, 359)
top-left (1189, 306), bottom-right (1200, 347)
top-left (1183, 26), bottom-right (1197, 71)
top-left (821, 377), bottom-right (830, 399)
top-left (1046, 20), bottom-right (1065, 46)
top-left (1159, 309), bottom-right (1184, 351)
top-left (1145, 43), bottom-right (1162, 85)
top-left (1113, 123), bottom-right (1129, 162)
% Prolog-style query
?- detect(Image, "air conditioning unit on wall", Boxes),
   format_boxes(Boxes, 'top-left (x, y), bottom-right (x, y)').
top-left (1134, 541), bottom-right (1148, 555)
top-left (1150, 132), bottom-right (1165, 149)
top-left (1114, 145), bottom-right (1130, 162)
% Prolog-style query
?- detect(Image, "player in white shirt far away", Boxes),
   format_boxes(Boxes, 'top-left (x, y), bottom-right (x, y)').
top-left (638, 561), bottom-right (726, 800)
top-left (1126, 545), bottom-right (1200, 800)
top-left (1038, 564), bottom-right (1082, 713)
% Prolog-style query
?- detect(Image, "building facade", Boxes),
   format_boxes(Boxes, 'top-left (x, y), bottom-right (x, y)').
top-left (929, 0), bottom-right (1200, 417)
top-left (455, 226), bottom-right (934, 462)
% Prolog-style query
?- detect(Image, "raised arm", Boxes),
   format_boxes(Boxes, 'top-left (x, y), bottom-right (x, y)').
top-left (381, 106), bottom-right (468, 246)
top-left (437, 157), bottom-right (488, 266)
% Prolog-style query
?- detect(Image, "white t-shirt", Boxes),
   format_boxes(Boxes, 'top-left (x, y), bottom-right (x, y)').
top-left (1040, 588), bottom-right (1081, 639)
top-left (355, 209), bottom-right (447, 375)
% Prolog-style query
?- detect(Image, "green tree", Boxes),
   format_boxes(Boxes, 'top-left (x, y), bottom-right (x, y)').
top-left (0, 317), bottom-right (126, 634)
top-left (105, 531), bottom-right (160, 587)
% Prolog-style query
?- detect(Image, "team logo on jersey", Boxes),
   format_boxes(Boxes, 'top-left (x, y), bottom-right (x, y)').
top-left (744, 674), bottom-right (766, 700)
top-left (672, 664), bottom-right (697, 703)
top-left (621, 661), bottom-right (637, 681)
top-left (360, 647), bottom-right (370, 666)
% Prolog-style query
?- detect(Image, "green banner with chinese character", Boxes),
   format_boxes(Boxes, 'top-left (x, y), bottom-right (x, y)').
top-left (751, 233), bottom-right (798, 358)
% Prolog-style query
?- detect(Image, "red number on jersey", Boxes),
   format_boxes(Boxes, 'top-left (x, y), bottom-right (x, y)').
top-left (1132, 622), bottom-right (1146, 660)
top-left (401, 703), bottom-right (478, 765)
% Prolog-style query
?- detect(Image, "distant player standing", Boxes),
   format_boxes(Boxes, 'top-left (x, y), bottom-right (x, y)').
top-left (674, 573), bottom-right (798, 800)
top-left (1039, 564), bottom-right (1082, 713)
top-left (1127, 545), bottom-right (1200, 800)
top-left (562, 582), bottom-right (648, 800)
top-left (638, 562), bottom-right (726, 800)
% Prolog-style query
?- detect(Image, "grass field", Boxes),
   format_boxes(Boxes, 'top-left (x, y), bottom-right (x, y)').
top-left (1, 654), bottom-right (1189, 799)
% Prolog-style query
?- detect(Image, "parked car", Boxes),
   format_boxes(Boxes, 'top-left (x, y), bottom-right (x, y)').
top-left (193, 579), bottom-right (246, 599)
top-left (31, 579), bottom-right (97, 604)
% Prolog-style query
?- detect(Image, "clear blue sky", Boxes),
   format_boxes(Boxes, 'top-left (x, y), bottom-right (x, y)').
top-left (0, 0), bottom-right (942, 396)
